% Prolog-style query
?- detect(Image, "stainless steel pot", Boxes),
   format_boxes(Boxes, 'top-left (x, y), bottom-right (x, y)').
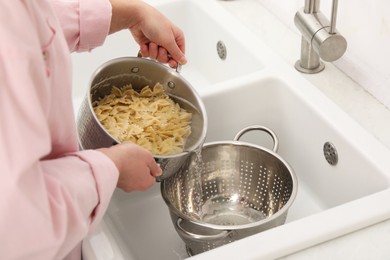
top-left (77, 57), bottom-right (208, 181)
top-left (161, 125), bottom-right (297, 255)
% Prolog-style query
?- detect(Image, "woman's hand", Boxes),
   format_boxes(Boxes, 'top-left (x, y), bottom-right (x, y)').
top-left (98, 143), bottom-right (162, 192)
top-left (109, 0), bottom-right (186, 68)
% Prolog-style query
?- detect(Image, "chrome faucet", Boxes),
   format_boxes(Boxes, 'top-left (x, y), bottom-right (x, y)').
top-left (294, 0), bottom-right (347, 73)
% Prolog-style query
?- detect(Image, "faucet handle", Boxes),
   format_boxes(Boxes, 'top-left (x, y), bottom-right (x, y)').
top-left (329, 0), bottom-right (338, 34)
top-left (314, 0), bottom-right (347, 62)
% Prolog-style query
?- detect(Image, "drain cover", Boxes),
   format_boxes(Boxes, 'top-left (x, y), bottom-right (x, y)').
top-left (323, 142), bottom-right (338, 165)
top-left (216, 40), bottom-right (227, 60)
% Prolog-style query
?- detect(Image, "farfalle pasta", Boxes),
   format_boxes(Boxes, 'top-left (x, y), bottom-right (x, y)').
top-left (92, 83), bottom-right (192, 155)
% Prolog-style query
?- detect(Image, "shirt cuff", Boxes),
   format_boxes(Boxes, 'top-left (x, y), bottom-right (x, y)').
top-left (79, 0), bottom-right (112, 51)
top-left (72, 149), bottom-right (119, 230)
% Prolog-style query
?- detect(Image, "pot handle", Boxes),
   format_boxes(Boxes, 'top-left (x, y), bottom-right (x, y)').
top-left (233, 125), bottom-right (279, 152)
top-left (175, 218), bottom-right (231, 241)
top-left (137, 50), bottom-right (182, 73)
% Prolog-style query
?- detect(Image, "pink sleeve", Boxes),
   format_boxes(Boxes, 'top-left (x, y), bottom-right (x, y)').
top-left (0, 148), bottom-right (118, 259)
top-left (0, 54), bottom-right (119, 257)
top-left (50, 0), bottom-right (112, 52)
top-left (0, 2), bottom-right (118, 259)
top-left (56, 150), bottom-right (119, 231)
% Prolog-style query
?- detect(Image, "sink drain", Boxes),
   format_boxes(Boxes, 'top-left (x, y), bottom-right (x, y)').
top-left (216, 40), bottom-right (227, 60)
top-left (323, 142), bottom-right (338, 165)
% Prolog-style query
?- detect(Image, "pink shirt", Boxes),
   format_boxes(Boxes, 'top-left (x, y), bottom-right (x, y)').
top-left (0, 0), bottom-right (119, 259)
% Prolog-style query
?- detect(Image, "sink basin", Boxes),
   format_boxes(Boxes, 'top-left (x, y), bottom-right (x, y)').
top-left (81, 75), bottom-right (390, 260)
top-left (76, 0), bottom-right (390, 259)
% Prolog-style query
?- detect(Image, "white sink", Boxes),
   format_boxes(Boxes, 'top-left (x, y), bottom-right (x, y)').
top-left (75, 0), bottom-right (390, 259)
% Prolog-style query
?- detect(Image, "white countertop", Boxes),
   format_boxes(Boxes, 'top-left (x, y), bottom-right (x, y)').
top-left (217, 0), bottom-right (390, 259)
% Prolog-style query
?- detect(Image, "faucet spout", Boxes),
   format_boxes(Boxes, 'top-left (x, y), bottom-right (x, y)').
top-left (294, 0), bottom-right (347, 74)
top-left (304, 0), bottom-right (320, 14)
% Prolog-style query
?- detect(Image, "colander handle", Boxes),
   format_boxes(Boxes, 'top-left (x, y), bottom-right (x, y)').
top-left (175, 218), bottom-right (231, 241)
top-left (233, 125), bottom-right (279, 152)
top-left (137, 50), bottom-right (182, 73)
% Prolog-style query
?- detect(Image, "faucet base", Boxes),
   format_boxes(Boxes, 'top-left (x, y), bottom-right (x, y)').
top-left (295, 60), bottom-right (325, 74)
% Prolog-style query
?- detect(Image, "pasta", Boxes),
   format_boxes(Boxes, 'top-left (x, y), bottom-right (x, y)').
top-left (93, 83), bottom-right (192, 155)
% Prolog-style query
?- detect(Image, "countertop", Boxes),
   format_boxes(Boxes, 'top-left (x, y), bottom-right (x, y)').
top-left (217, 0), bottom-right (390, 259)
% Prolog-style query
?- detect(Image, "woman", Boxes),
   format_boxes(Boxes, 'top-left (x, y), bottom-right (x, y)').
top-left (0, 0), bottom-right (186, 259)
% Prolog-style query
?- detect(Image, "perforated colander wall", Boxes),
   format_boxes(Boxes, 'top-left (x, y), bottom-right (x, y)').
top-left (163, 143), bottom-right (294, 221)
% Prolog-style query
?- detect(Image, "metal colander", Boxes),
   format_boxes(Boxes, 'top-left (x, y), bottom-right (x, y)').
top-left (161, 125), bottom-right (297, 255)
